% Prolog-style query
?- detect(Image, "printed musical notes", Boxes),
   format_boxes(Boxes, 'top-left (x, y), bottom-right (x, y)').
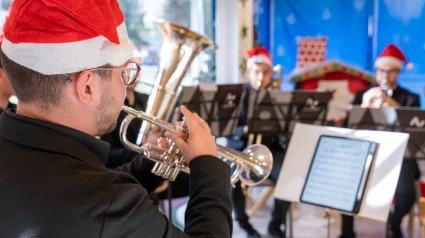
top-left (301, 136), bottom-right (375, 212)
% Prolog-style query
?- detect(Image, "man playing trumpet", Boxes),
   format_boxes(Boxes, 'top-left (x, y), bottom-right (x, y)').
top-left (341, 44), bottom-right (420, 238)
top-left (0, 0), bottom-right (232, 237)
top-left (228, 46), bottom-right (290, 238)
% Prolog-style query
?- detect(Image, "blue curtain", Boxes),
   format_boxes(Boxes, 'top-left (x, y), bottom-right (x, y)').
top-left (255, 0), bottom-right (425, 106)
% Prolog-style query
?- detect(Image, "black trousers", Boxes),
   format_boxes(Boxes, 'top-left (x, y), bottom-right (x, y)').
top-left (232, 148), bottom-right (291, 228)
top-left (341, 159), bottom-right (420, 238)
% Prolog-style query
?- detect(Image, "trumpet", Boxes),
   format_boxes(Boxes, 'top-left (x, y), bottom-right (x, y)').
top-left (266, 65), bottom-right (282, 89)
top-left (120, 106), bottom-right (273, 186)
top-left (379, 78), bottom-right (393, 97)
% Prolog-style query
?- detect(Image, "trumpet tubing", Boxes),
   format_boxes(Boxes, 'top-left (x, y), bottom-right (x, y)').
top-left (120, 106), bottom-right (273, 186)
top-left (265, 64), bottom-right (282, 89)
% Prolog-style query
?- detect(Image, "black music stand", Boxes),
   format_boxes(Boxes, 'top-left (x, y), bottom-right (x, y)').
top-left (347, 106), bottom-right (425, 159)
top-left (246, 89), bottom-right (292, 136)
top-left (285, 91), bottom-right (334, 135)
top-left (246, 90), bottom-right (333, 238)
top-left (171, 83), bottom-right (245, 137)
top-left (394, 108), bottom-right (425, 159)
top-left (346, 106), bottom-right (397, 131)
top-left (246, 90), bottom-right (333, 145)
top-left (162, 84), bottom-right (244, 223)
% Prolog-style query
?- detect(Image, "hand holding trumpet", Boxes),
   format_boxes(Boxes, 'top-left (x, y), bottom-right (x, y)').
top-left (361, 87), bottom-right (400, 108)
top-left (162, 105), bottom-right (217, 164)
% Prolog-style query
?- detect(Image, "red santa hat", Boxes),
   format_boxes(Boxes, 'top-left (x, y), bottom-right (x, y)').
top-left (1, 0), bottom-right (133, 75)
top-left (247, 46), bottom-right (272, 69)
top-left (375, 44), bottom-right (413, 70)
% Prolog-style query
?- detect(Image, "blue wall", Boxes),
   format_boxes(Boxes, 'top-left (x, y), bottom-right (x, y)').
top-left (254, 0), bottom-right (425, 106)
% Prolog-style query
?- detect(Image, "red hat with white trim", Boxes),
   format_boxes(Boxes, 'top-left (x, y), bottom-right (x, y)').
top-left (375, 44), bottom-right (413, 70)
top-left (1, 0), bottom-right (133, 75)
top-left (247, 46), bottom-right (272, 69)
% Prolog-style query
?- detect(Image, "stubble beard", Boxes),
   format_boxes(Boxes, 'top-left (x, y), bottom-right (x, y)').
top-left (95, 91), bottom-right (120, 136)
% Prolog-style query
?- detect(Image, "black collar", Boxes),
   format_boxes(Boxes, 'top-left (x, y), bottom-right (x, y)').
top-left (0, 109), bottom-right (110, 165)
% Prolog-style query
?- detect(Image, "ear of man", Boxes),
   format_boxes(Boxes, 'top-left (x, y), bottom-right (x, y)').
top-left (74, 70), bottom-right (98, 105)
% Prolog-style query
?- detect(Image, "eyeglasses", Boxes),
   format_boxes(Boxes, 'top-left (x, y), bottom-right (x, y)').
top-left (90, 61), bottom-right (141, 85)
top-left (376, 68), bottom-right (400, 75)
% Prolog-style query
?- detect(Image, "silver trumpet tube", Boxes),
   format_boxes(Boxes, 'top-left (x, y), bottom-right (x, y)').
top-left (379, 78), bottom-right (393, 98)
top-left (120, 106), bottom-right (273, 186)
top-left (266, 65), bottom-right (282, 89)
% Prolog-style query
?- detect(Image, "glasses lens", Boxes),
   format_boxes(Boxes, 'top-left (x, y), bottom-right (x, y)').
top-left (124, 62), bottom-right (140, 85)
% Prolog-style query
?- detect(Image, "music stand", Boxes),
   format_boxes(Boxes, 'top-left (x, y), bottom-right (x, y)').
top-left (347, 106), bottom-right (425, 159)
top-left (395, 108), bottom-right (425, 159)
top-left (171, 83), bottom-right (245, 137)
top-left (246, 89), bottom-right (292, 136)
top-left (245, 90), bottom-right (333, 238)
top-left (246, 90), bottom-right (333, 135)
top-left (347, 106), bottom-right (397, 131)
top-left (285, 91), bottom-right (334, 135)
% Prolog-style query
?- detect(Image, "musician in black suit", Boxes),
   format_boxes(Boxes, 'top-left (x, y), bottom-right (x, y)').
top-left (227, 47), bottom-right (290, 238)
top-left (0, 1), bottom-right (232, 237)
top-left (340, 44), bottom-right (420, 238)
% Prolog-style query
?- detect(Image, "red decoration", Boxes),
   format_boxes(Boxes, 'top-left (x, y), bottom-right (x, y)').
top-left (289, 61), bottom-right (375, 124)
top-left (296, 36), bottom-right (328, 69)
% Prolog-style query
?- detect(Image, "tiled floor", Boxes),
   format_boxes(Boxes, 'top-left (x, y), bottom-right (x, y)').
top-left (166, 185), bottom-right (422, 238)
top-left (163, 160), bottom-right (425, 237)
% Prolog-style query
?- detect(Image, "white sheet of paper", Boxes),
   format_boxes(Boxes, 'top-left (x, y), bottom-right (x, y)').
top-left (274, 123), bottom-right (409, 222)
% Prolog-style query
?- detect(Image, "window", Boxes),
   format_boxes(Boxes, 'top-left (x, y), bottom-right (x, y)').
top-left (118, 0), bottom-right (216, 95)
top-left (0, 0), bottom-right (12, 31)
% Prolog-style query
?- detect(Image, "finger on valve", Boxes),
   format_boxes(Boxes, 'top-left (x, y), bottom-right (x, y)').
top-left (157, 137), bottom-right (169, 149)
top-left (165, 106), bottom-right (217, 163)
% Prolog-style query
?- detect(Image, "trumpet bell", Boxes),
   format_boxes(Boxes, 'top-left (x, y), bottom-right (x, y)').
top-left (239, 144), bottom-right (273, 186)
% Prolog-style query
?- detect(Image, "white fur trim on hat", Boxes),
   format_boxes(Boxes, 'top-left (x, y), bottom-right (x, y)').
top-left (247, 55), bottom-right (272, 69)
top-left (375, 56), bottom-right (402, 69)
top-left (2, 22), bottom-right (133, 75)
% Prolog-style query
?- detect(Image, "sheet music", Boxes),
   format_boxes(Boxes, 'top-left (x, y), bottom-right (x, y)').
top-left (301, 136), bottom-right (375, 212)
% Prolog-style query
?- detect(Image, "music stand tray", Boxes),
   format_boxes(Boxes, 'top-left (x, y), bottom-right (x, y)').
top-left (347, 106), bottom-right (425, 159)
top-left (246, 90), bottom-right (333, 136)
top-left (171, 83), bottom-right (245, 137)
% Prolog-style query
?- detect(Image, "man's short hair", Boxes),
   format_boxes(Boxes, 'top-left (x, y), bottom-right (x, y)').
top-left (0, 50), bottom-right (111, 109)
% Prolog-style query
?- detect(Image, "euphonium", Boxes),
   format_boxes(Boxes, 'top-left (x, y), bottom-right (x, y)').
top-left (135, 19), bottom-right (216, 145)
top-left (120, 106), bottom-right (273, 186)
top-left (265, 64), bottom-right (282, 89)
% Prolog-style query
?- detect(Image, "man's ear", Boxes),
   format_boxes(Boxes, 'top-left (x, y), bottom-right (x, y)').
top-left (74, 70), bottom-right (97, 105)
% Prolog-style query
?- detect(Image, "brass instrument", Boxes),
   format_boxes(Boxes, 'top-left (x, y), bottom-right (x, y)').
top-left (265, 65), bottom-right (282, 89)
top-left (136, 18), bottom-right (216, 145)
top-left (379, 78), bottom-right (393, 97)
top-left (120, 106), bottom-right (274, 186)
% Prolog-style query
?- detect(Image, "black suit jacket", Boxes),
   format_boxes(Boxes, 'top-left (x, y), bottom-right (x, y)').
top-left (350, 85), bottom-right (421, 193)
top-left (0, 110), bottom-right (232, 237)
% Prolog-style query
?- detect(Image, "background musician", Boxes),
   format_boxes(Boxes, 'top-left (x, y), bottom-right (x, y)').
top-left (0, 0), bottom-right (232, 237)
top-left (227, 46), bottom-right (290, 238)
top-left (340, 44), bottom-right (420, 238)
